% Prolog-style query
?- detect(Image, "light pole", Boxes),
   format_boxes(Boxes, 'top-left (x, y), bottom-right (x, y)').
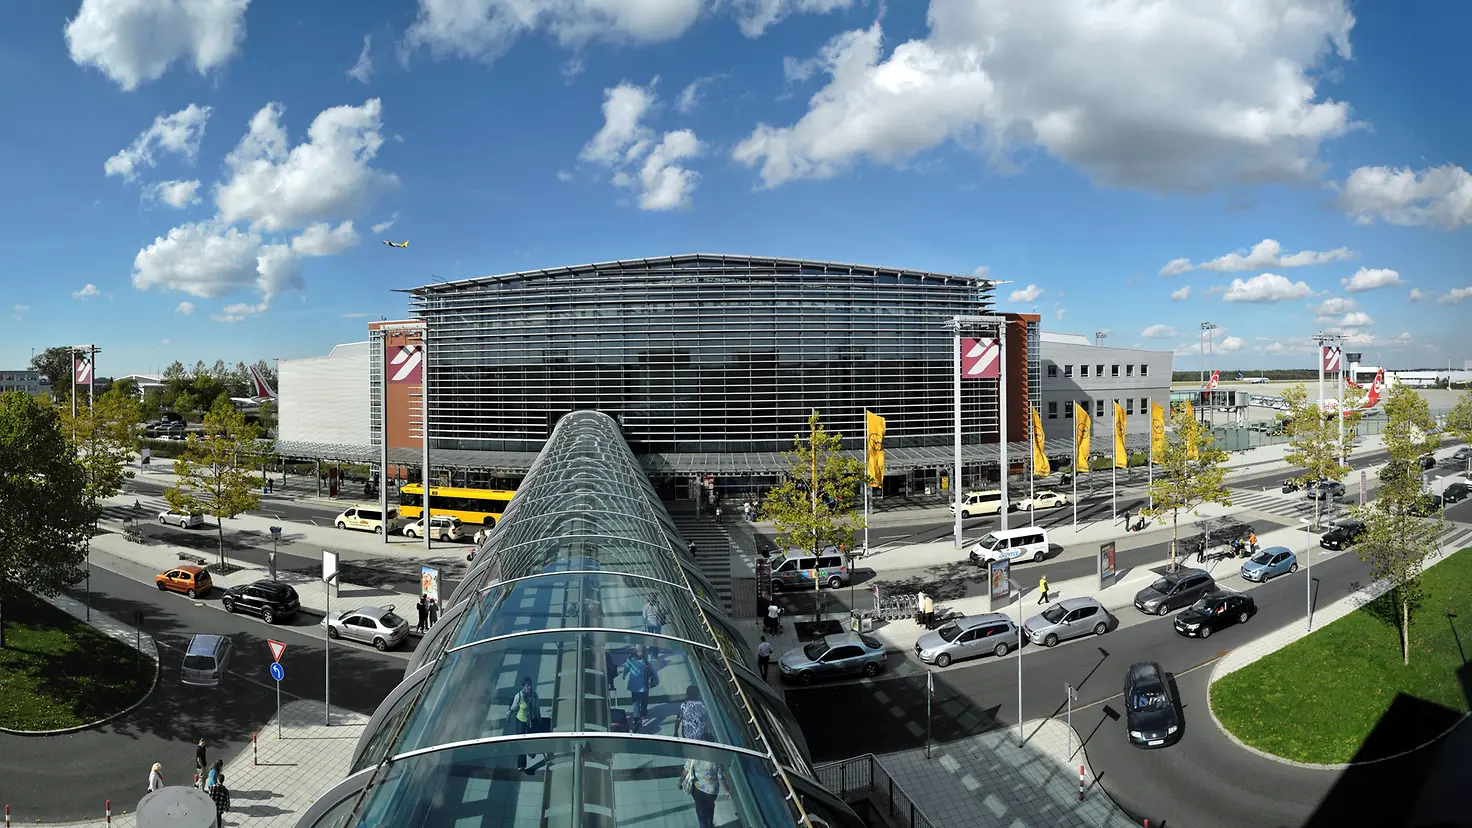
top-left (1437, 476), bottom-right (1446, 557)
top-left (269, 526), bottom-right (281, 580)
top-left (1015, 578), bottom-right (1023, 747)
top-left (1300, 517), bottom-right (1312, 631)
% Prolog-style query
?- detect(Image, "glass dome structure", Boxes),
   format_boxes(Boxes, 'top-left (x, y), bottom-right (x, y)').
top-left (296, 410), bottom-right (861, 828)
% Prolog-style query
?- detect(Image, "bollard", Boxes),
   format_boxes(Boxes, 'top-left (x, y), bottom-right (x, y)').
top-left (253, 733), bottom-right (258, 765)
top-left (1079, 764), bottom-right (1085, 801)
top-left (106, 799), bottom-right (111, 826)
top-left (5, 802), bottom-right (9, 828)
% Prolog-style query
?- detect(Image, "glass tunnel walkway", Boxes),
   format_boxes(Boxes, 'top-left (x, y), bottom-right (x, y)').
top-left (296, 410), bottom-right (863, 828)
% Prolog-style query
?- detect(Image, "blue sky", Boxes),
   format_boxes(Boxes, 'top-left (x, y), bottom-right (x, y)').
top-left (3, 0), bottom-right (1470, 377)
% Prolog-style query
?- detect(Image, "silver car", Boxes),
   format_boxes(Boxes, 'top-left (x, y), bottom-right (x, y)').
top-left (159, 509), bottom-right (204, 528)
top-left (1022, 597), bottom-right (1113, 647)
top-left (323, 605), bottom-right (410, 651)
top-left (777, 633), bottom-right (887, 685)
top-left (915, 613), bottom-right (1020, 667)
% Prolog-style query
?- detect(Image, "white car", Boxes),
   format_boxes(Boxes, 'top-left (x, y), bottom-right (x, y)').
top-left (1016, 490), bottom-right (1068, 510)
top-left (403, 515), bottom-right (466, 541)
top-left (159, 509), bottom-right (204, 529)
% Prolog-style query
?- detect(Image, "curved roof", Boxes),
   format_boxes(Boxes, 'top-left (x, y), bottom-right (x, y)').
top-left (299, 410), bottom-right (860, 828)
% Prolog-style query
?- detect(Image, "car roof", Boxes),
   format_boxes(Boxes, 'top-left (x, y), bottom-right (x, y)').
top-left (1127, 661), bottom-right (1164, 683)
top-left (347, 605), bottom-right (396, 620)
top-left (1052, 597), bottom-right (1103, 611)
top-left (821, 632), bottom-right (872, 648)
top-left (955, 612), bottom-right (1011, 628)
top-left (1161, 567), bottom-right (1208, 581)
top-left (186, 634), bottom-right (227, 654)
top-left (175, 564), bottom-right (207, 574)
top-left (251, 580), bottom-right (293, 592)
top-left (1256, 546), bottom-right (1292, 555)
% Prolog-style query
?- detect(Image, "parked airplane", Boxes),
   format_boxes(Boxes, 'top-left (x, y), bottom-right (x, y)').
top-left (1321, 369), bottom-right (1384, 414)
top-left (230, 366), bottom-right (278, 409)
top-left (1237, 370), bottom-right (1270, 384)
top-left (1204, 370), bottom-right (1220, 389)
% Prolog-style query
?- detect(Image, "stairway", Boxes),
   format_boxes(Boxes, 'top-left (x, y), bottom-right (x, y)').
top-left (668, 503), bottom-right (736, 614)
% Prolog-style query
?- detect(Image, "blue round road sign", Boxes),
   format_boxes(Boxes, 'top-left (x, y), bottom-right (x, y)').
top-left (269, 662), bottom-right (285, 682)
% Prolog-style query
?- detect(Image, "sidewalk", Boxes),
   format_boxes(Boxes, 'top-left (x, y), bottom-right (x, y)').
top-left (29, 700), bottom-right (368, 828)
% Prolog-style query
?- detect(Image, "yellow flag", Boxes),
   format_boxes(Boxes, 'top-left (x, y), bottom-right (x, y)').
top-left (1031, 405), bottom-right (1050, 477)
top-left (1073, 402), bottom-right (1091, 470)
top-left (1150, 401), bottom-right (1167, 463)
top-left (1183, 400), bottom-right (1199, 460)
top-left (1114, 401), bottom-right (1128, 468)
top-left (865, 410), bottom-right (886, 486)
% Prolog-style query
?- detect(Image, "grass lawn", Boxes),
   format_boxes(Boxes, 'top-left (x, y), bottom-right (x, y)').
top-left (1211, 547), bottom-right (1472, 764)
top-left (0, 590), bottom-right (155, 731)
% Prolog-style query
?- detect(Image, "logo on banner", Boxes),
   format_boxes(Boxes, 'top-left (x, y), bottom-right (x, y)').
top-left (387, 344), bottom-right (423, 384)
top-left (960, 337), bottom-right (1001, 379)
top-left (74, 356), bottom-right (92, 385)
top-left (1322, 346), bottom-right (1341, 373)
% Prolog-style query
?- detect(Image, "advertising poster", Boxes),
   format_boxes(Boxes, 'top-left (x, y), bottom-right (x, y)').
top-left (988, 558), bottom-right (1010, 611)
top-left (421, 565), bottom-right (441, 604)
top-left (1099, 541), bottom-right (1117, 588)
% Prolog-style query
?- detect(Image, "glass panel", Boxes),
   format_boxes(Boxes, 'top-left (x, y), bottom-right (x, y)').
top-left (453, 572), bottom-right (712, 647)
top-left (737, 675), bottom-right (813, 778)
top-left (353, 679), bottom-right (425, 772)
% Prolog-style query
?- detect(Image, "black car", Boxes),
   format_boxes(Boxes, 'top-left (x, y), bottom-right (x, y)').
top-left (1443, 482), bottom-right (1470, 504)
top-left (1133, 567), bottom-right (1216, 616)
top-left (1408, 494), bottom-right (1443, 517)
top-left (1124, 661), bottom-right (1181, 749)
top-left (1320, 519), bottom-right (1366, 550)
top-left (1418, 454), bottom-right (1438, 470)
top-left (222, 580), bottom-right (301, 624)
top-left (1173, 591), bottom-right (1257, 639)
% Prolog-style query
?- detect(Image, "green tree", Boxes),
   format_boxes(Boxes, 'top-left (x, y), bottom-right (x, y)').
top-left (1141, 404), bottom-right (1232, 570)
top-left (0, 392), bottom-right (93, 648)
top-left (1446, 390), bottom-right (1472, 476)
top-left (761, 411), bottom-right (867, 559)
top-left (254, 399), bottom-right (278, 435)
top-left (1350, 383), bottom-right (1443, 666)
top-left (1279, 383), bottom-right (1353, 530)
top-left (28, 346), bottom-right (76, 406)
top-left (165, 398), bottom-right (263, 569)
top-left (62, 388), bottom-right (143, 513)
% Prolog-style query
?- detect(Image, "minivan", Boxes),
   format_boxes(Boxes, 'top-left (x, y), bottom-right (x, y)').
top-left (181, 634), bottom-right (233, 687)
top-left (949, 490), bottom-right (1011, 518)
top-left (335, 505), bottom-right (406, 535)
top-left (770, 547), bottom-right (850, 591)
top-left (969, 527), bottom-right (1050, 566)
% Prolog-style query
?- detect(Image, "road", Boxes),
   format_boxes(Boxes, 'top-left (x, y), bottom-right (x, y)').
top-left (782, 546), bottom-right (1461, 828)
top-left (0, 566), bottom-right (405, 821)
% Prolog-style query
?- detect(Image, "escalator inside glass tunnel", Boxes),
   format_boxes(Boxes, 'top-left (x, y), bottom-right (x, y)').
top-left (299, 411), bottom-right (863, 828)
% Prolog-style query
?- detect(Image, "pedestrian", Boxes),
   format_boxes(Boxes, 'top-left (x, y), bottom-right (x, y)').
top-left (714, 505), bottom-right (722, 523)
top-left (148, 762), bottom-right (164, 793)
top-left (205, 759), bottom-right (222, 793)
top-left (1123, 509), bottom-right (1131, 529)
top-left (1037, 575), bottom-right (1050, 604)
top-left (676, 685), bottom-right (710, 741)
top-left (1248, 530), bottom-right (1258, 554)
top-left (427, 596), bottom-right (440, 627)
top-left (643, 596), bottom-right (664, 657)
top-left (681, 758), bottom-right (725, 828)
top-left (687, 540), bottom-right (697, 557)
top-left (195, 739), bottom-right (207, 787)
top-left (922, 593), bottom-right (935, 629)
top-left (209, 772), bottom-right (231, 827)
top-left (764, 602), bottom-right (782, 635)
top-left (506, 677), bottom-right (540, 774)
top-left (605, 648), bottom-right (619, 693)
top-left (416, 595), bottom-right (428, 633)
top-left (622, 644), bottom-right (657, 731)
top-left (756, 636), bottom-right (773, 681)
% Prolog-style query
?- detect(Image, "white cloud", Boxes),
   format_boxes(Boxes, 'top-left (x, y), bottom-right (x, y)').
top-left (1008, 284), bottom-right (1043, 303)
top-left (1219, 336), bottom-right (1245, 352)
top-left (404, 0), bottom-right (704, 63)
top-left (1408, 288), bottom-right (1428, 302)
top-left (347, 35), bottom-right (373, 84)
top-left (733, 3), bottom-right (1356, 192)
top-left (1339, 311), bottom-right (1374, 327)
top-left (1390, 332), bottom-right (1414, 344)
top-left (675, 75), bottom-right (717, 113)
top-left (580, 82), bottom-right (656, 165)
top-left (340, 312), bottom-right (373, 319)
top-left (1313, 296), bottom-right (1356, 316)
top-left (733, 0), bottom-right (857, 37)
top-left (212, 313), bottom-right (246, 323)
top-left (1340, 267), bottom-right (1401, 293)
top-left (104, 104), bottom-right (212, 181)
top-left (1199, 239), bottom-right (1354, 272)
top-left (1263, 341), bottom-right (1289, 354)
top-left (72, 283), bottom-right (101, 300)
top-left (131, 221), bottom-right (302, 305)
top-left (580, 82), bottom-right (702, 210)
top-left (151, 179), bottom-right (202, 208)
top-left (13, 304), bottom-right (30, 320)
top-left (1437, 287), bottom-right (1472, 306)
top-left (1170, 285), bottom-right (1192, 302)
top-left (215, 99), bottom-right (398, 232)
top-left (65, 0), bottom-right (249, 91)
top-left (972, 266), bottom-right (990, 277)
top-left (1056, 308), bottom-right (1067, 321)
top-left (1339, 164), bottom-right (1472, 229)
top-left (371, 213), bottom-right (399, 234)
top-left (175, 301), bottom-right (196, 315)
top-left (1141, 324), bottom-right (1176, 339)
top-left (291, 221), bottom-right (360, 256)
top-left (556, 169), bottom-right (575, 182)
top-left (1221, 273), bottom-right (1314, 303)
top-left (631, 129), bottom-right (702, 210)
top-left (1158, 258), bottom-right (1193, 277)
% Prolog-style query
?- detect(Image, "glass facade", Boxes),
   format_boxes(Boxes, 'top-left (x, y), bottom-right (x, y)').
top-left (408, 255), bottom-right (1000, 461)
top-left (297, 410), bottom-right (860, 828)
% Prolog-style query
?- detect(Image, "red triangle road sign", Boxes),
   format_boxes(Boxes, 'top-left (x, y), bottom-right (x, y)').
top-left (268, 640), bottom-right (286, 663)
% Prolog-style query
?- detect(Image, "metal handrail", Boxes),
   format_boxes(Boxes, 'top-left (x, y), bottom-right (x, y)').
top-left (813, 754), bottom-right (937, 828)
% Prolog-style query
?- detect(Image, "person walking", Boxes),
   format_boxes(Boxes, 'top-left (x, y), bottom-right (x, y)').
top-left (205, 759), bottom-right (222, 793)
top-left (714, 505), bottom-right (722, 523)
top-left (1037, 575), bottom-right (1050, 604)
top-left (681, 758), bottom-right (726, 828)
top-left (427, 596), bottom-right (440, 627)
top-left (416, 595), bottom-right (428, 634)
top-left (195, 739), bottom-right (207, 787)
top-left (148, 762), bottom-right (164, 793)
top-left (208, 772), bottom-right (231, 827)
top-left (764, 602), bottom-right (782, 635)
top-left (676, 685), bottom-right (710, 742)
top-left (642, 596), bottom-right (664, 657)
top-left (756, 636), bottom-right (773, 681)
top-left (1248, 530), bottom-right (1259, 554)
top-left (622, 644), bottom-right (657, 731)
top-left (507, 677), bottom-right (540, 774)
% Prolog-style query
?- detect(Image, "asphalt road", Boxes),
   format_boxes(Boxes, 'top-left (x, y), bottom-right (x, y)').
top-left (782, 547), bottom-right (1446, 828)
top-left (0, 566), bottom-right (405, 821)
top-left (127, 474), bottom-right (343, 527)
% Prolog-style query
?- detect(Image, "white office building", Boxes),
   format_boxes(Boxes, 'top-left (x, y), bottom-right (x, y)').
top-left (277, 342), bottom-right (372, 458)
top-left (1037, 332), bottom-right (1174, 437)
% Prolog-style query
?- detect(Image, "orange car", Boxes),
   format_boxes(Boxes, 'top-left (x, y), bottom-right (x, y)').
top-left (156, 564), bottom-right (213, 598)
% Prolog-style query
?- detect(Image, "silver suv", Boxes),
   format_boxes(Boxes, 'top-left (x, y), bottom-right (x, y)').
top-left (914, 613), bottom-right (1020, 667)
top-left (324, 605), bottom-right (410, 651)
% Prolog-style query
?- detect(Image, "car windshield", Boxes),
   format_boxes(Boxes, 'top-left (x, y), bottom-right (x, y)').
top-left (1250, 551), bottom-right (1273, 565)
top-left (977, 533), bottom-right (1001, 550)
top-left (1149, 577), bottom-right (1173, 592)
top-left (802, 641), bottom-right (830, 661)
top-left (381, 612), bottom-right (405, 628)
top-left (1189, 597), bottom-right (1217, 612)
top-left (935, 623), bottom-right (963, 643)
top-left (182, 655), bottom-right (215, 670)
top-left (1040, 606), bottom-right (1068, 624)
top-left (1131, 689), bottom-right (1167, 710)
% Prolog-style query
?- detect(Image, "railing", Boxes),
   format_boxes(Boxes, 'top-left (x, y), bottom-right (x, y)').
top-left (814, 754), bottom-right (935, 828)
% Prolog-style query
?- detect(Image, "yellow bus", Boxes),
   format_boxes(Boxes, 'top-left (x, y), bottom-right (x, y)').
top-left (398, 484), bottom-right (516, 527)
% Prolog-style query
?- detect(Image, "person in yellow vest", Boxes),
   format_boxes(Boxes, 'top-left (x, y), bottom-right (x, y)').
top-left (1037, 575), bottom-right (1050, 605)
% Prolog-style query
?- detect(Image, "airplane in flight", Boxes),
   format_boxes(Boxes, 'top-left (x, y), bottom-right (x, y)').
top-left (1237, 370), bottom-right (1270, 384)
top-left (382, 240), bottom-right (408, 248)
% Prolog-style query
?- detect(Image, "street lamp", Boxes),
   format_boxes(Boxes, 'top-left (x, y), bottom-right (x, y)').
top-left (269, 526), bottom-right (281, 581)
top-left (1299, 517), bottom-right (1313, 632)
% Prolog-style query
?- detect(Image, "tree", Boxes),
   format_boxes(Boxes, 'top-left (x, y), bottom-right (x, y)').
top-left (165, 398), bottom-right (262, 569)
top-left (1447, 390), bottom-right (1472, 477)
top-left (29, 346), bottom-right (75, 404)
top-left (761, 410), bottom-right (867, 559)
top-left (1351, 383), bottom-right (1443, 666)
top-left (62, 388), bottom-right (143, 515)
top-left (1279, 383), bottom-right (1353, 530)
top-left (1141, 404), bottom-right (1232, 570)
top-left (0, 392), bottom-right (93, 648)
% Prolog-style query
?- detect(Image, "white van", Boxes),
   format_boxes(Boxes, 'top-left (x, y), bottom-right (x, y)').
top-left (949, 490), bottom-right (1012, 518)
top-left (335, 505), bottom-right (407, 535)
top-left (969, 527), bottom-right (1050, 566)
top-left (181, 634), bottom-right (233, 687)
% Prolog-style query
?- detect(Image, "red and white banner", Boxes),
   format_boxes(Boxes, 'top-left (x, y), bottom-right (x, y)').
top-left (74, 356), bottom-right (92, 385)
top-left (387, 344), bottom-right (423, 384)
top-left (1321, 346), bottom-right (1341, 373)
top-left (960, 337), bottom-right (1001, 379)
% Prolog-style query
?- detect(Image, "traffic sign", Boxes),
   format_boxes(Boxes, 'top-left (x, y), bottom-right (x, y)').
top-left (267, 639), bottom-right (286, 662)
top-left (269, 662), bottom-right (284, 682)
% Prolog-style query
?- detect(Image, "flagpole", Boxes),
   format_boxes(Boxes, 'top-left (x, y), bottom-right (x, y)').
top-left (1072, 407), bottom-right (1078, 530)
top-left (953, 329), bottom-right (963, 550)
top-left (864, 413), bottom-right (870, 558)
top-left (1112, 426), bottom-right (1118, 522)
top-left (998, 323), bottom-right (1009, 532)
top-left (1028, 409), bottom-right (1035, 526)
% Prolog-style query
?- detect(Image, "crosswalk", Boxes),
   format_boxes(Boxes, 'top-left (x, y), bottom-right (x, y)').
top-left (1228, 488), bottom-right (1352, 522)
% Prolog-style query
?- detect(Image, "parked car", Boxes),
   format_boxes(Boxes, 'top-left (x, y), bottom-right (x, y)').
top-left (1418, 454), bottom-right (1438, 470)
top-left (1173, 591), bottom-right (1257, 639)
top-left (1308, 481), bottom-right (1345, 501)
top-left (1240, 546), bottom-right (1298, 582)
top-left (1124, 661), bottom-right (1181, 748)
top-left (1133, 568), bottom-right (1216, 616)
top-left (403, 515), bottom-right (466, 541)
top-left (156, 564), bottom-right (213, 598)
top-left (159, 509), bottom-right (204, 529)
top-left (1016, 490), bottom-right (1068, 511)
top-left (1444, 482), bottom-right (1470, 504)
top-left (1452, 447), bottom-right (1472, 463)
top-left (1022, 597), bottom-right (1113, 647)
top-left (222, 580), bottom-right (301, 624)
top-left (1409, 494), bottom-right (1443, 517)
top-left (323, 605), bottom-right (409, 651)
top-left (778, 633), bottom-right (887, 685)
top-left (1380, 460), bottom-right (1413, 484)
top-left (949, 489), bottom-right (1012, 518)
top-left (1320, 519), bottom-right (1366, 550)
top-left (915, 613), bottom-right (1020, 667)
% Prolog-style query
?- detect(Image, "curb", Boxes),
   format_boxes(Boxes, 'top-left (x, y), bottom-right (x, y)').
top-left (0, 626), bottom-right (162, 737)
